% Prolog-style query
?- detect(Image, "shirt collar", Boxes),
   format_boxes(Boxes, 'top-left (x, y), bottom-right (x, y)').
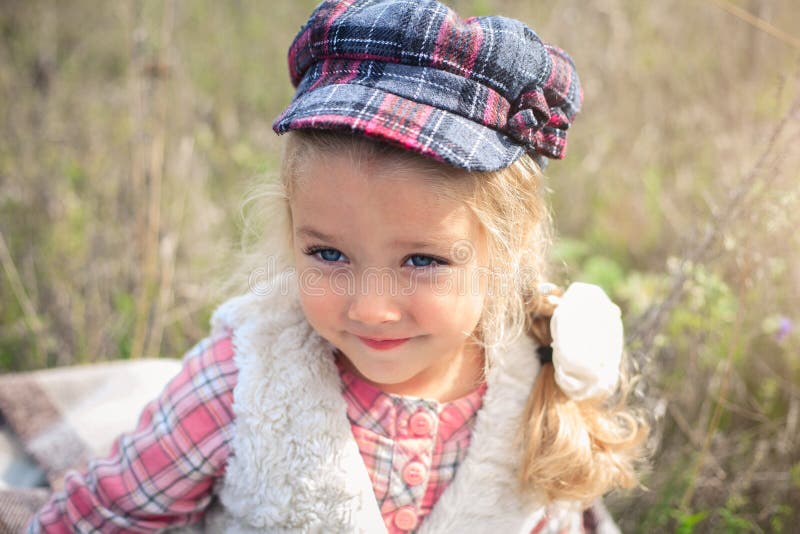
top-left (335, 351), bottom-right (487, 440)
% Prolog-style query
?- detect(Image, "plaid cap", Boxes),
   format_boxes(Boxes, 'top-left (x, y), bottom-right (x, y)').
top-left (272, 0), bottom-right (582, 172)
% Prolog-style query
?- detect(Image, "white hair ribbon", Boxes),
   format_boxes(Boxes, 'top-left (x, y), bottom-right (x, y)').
top-left (548, 282), bottom-right (624, 401)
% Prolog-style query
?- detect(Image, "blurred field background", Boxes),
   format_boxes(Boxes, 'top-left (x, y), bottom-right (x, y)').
top-left (1, 0), bottom-right (798, 531)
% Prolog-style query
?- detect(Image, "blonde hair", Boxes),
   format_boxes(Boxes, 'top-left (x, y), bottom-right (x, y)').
top-left (235, 129), bottom-right (647, 504)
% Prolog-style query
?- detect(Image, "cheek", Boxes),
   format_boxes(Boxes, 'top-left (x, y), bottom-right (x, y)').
top-left (296, 271), bottom-right (346, 332)
top-left (298, 291), bottom-right (343, 336)
top-left (409, 278), bottom-right (485, 335)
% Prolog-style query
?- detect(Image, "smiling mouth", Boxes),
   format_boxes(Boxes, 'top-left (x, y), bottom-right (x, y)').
top-left (357, 336), bottom-right (411, 350)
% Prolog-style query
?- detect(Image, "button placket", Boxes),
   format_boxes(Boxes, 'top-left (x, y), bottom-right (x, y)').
top-left (385, 400), bottom-right (439, 529)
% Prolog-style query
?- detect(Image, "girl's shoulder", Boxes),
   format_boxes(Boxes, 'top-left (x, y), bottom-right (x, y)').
top-left (182, 330), bottom-right (236, 365)
top-left (179, 330), bottom-right (240, 395)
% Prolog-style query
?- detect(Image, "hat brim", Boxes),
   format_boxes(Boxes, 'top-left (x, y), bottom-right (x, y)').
top-left (273, 83), bottom-right (525, 173)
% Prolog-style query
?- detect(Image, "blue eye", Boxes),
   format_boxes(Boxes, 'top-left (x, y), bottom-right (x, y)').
top-left (405, 254), bottom-right (446, 268)
top-left (319, 249), bottom-right (343, 262)
top-left (305, 247), bottom-right (347, 263)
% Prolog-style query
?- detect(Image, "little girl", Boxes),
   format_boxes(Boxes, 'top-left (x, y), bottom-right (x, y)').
top-left (28, 0), bottom-right (646, 532)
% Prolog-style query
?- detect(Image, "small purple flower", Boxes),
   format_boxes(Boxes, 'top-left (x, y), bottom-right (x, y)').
top-left (776, 316), bottom-right (793, 342)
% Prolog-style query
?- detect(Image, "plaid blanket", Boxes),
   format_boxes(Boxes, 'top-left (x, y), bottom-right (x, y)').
top-left (0, 359), bottom-right (182, 532)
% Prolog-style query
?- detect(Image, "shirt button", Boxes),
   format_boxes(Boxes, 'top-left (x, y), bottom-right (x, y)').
top-left (409, 411), bottom-right (434, 436)
top-left (402, 461), bottom-right (427, 486)
top-left (394, 507), bottom-right (419, 531)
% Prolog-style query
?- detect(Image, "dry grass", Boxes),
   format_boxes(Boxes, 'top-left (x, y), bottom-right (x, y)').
top-left (1, 1), bottom-right (799, 531)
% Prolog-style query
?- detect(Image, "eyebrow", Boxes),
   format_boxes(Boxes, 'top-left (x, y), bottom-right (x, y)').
top-left (296, 227), bottom-right (336, 241)
top-left (391, 238), bottom-right (453, 249)
top-left (296, 226), bottom-right (454, 249)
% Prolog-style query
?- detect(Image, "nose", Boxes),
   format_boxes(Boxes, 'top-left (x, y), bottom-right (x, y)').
top-left (347, 282), bottom-right (402, 325)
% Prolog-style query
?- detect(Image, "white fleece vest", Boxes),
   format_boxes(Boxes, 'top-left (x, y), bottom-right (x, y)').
top-left (196, 274), bottom-right (582, 533)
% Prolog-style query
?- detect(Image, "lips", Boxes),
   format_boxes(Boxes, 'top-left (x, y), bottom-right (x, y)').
top-left (357, 336), bottom-right (410, 350)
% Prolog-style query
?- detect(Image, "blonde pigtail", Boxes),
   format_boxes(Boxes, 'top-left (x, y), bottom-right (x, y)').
top-left (518, 290), bottom-right (649, 504)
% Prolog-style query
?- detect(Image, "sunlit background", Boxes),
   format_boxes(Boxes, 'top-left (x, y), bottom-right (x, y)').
top-left (1, 1), bottom-right (798, 531)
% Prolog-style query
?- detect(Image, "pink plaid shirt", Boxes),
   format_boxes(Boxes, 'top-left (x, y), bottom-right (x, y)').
top-left (28, 333), bottom-right (487, 533)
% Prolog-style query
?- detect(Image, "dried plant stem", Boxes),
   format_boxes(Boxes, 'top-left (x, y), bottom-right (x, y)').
top-left (146, 137), bottom-right (194, 358)
top-left (145, 234), bottom-right (176, 359)
top-left (667, 403), bottom-right (703, 449)
top-left (755, 359), bottom-right (800, 454)
top-left (678, 343), bottom-right (733, 508)
top-left (0, 230), bottom-right (51, 366)
top-left (126, 0), bottom-right (147, 360)
top-left (783, 395), bottom-right (799, 454)
top-left (706, 0), bottom-right (800, 50)
top-left (129, 0), bottom-right (175, 360)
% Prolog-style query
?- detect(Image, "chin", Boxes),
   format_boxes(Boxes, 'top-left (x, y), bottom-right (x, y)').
top-left (345, 351), bottom-right (422, 385)
top-left (366, 365), bottom-right (420, 384)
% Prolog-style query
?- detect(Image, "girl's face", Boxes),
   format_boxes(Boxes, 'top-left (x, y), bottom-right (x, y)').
top-left (290, 150), bottom-right (489, 401)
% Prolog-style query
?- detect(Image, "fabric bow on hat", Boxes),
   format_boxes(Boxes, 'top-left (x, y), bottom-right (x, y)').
top-left (505, 45), bottom-right (582, 161)
top-left (548, 283), bottom-right (624, 401)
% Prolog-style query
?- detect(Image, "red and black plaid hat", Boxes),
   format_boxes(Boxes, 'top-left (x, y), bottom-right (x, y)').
top-left (273, 0), bottom-right (582, 172)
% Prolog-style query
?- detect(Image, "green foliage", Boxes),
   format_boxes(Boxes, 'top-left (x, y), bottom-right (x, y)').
top-left (791, 463), bottom-right (800, 490)
top-left (672, 510), bottom-right (709, 534)
top-left (552, 238), bottom-right (626, 294)
top-left (665, 264), bottom-right (738, 367)
top-left (717, 506), bottom-right (757, 533)
top-left (469, 0), bottom-right (493, 16)
top-left (636, 459), bottom-right (694, 533)
top-left (551, 237), bottom-right (591, 267)
top-left (113, 291), bottom-right (136, 360)
top-left (579, 255), bottom-right (626, 294)
top-left (769, 505), bottom-right (793, 533)
top-left (615, 270), bottom-right (669, 317)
